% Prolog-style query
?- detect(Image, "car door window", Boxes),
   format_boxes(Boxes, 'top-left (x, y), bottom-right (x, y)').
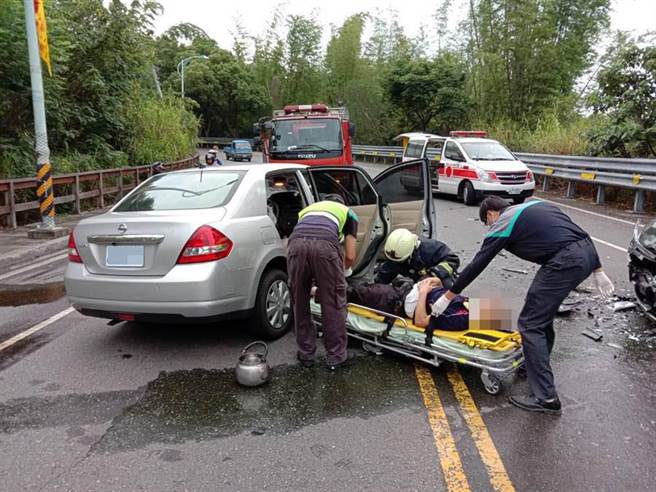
top-left (405, 141), bottom-right (423, 159)
top-left (444, 142), bottom-right (464, 161)
top-left (310, 169), bottom-right (377, 206)
top-left (265, 172), bottom-right (306, 238)
top-left (373, 159), bottom-right (433, 239)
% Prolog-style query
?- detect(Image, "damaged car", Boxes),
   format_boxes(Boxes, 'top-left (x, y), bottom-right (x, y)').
top-left (628, 219), bottom-right (656, 320)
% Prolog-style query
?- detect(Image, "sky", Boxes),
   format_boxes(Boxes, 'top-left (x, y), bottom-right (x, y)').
top-left (151, 0), bottom-right (656, 52)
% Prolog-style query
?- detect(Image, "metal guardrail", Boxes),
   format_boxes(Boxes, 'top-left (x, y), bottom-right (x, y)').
top-left (0, 155), bottom-right (198, 229)
top-left (351, 144), bottom-right (656, 213)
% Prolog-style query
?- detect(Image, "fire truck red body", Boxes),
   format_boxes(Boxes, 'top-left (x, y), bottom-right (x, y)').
top-left (258, 104), bottom-right (354, 166)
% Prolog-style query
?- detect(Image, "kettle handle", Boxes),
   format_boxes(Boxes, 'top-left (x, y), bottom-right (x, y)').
top-left (242, 341), bottom-right (268, 359)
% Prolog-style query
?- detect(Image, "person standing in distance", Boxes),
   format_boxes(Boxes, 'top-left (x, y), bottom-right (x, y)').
top-left (288, 194), bottom-right (358, 370)
top-left (431, 196), bottom-right (614, 415)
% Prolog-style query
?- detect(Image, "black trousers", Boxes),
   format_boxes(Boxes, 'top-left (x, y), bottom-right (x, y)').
top-left (518, 238), bottom-right (598, 401)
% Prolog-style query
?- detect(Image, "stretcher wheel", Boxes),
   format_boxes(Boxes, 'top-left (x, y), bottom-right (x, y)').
top-left (480, 371), bottom-right (503, 395)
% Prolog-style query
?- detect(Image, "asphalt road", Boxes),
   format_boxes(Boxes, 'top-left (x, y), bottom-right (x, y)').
top-left (1, 154), bottom-right (655, 491)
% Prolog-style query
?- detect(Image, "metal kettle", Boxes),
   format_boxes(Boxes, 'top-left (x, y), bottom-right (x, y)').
top-left (236, 341), bottom-right (271, 387)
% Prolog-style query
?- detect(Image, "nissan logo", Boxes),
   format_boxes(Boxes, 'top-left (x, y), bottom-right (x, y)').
top-left (118, 223), bottom-right (127, 234)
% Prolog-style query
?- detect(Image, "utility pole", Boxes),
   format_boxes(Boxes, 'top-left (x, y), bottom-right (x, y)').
top-left (23, 0), bottom-right (66, 237)
top-left (177, 55), bottom-right (209, 98)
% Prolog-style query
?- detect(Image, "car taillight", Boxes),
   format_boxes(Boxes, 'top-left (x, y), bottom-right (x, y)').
top-left (177, 226), bottom-right (233, 264)
top-left (488, 171), bottom-right (498, 181)
top-left (67, 232), bottom-right (82, 263)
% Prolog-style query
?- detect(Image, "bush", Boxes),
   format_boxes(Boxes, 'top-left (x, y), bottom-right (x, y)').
top-left (124, 94), bottom-right (199, 165)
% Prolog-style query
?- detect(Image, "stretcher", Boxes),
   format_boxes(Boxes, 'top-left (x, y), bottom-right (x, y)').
top-left (310, 300), bottom-right (524, 395)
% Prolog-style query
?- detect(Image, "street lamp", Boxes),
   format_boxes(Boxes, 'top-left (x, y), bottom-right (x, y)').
top-left (177, 55), bottom-right (209, 98)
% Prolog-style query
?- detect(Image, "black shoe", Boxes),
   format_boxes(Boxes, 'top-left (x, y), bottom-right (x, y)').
top-left (297, 353), bottom-right (314, 368)
top-left (509, 394), bottom-right (561, 415)
top-left (328, 351), bottom-right (355, 371)
top-left (516, 364), bottom-right (527, 379)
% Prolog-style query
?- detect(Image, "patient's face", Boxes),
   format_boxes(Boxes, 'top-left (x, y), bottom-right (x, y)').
top-left (469, 298), bottom-right (514, 331)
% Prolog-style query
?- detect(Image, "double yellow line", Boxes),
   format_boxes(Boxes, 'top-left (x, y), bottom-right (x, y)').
top-left (415, 365), bottom-right (515, 492)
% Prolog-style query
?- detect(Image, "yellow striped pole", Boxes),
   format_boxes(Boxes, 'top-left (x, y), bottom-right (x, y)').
top-left (24, 0), bottom-right (56, 228)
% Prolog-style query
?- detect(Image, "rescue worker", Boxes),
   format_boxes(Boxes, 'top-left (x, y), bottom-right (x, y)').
top-left (431, 196), bottom-right (615, 415)
top-left (375, 228), bottom-right (460, 289)
top-left (288, 194), bottom-right (358, 370)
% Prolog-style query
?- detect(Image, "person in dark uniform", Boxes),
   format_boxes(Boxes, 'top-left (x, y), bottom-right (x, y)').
top-left (288, 194), bottom-right (358, 370)
top-left (375, 228), bottom-right (460, 289)
top-left (430, 196), bottom-right (614, 414)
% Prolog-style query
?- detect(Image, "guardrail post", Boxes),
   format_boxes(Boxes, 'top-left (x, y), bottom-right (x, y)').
top-left (541, 176), bottom-right (549, 192)
top-left (74, 174), bottom-right (81, 214)
top-left (595, 185), bottom-right (605, 205)
top-left (118, 170), bottom-right (124, 198)
top-left (565, 181), bottom-right (576, 199)
top-left (8, 181), bottom-right (17, 229)
top-left (98, 172), bottom-right (105, 208)
top-left (633, 189), bottom-right (646, 214)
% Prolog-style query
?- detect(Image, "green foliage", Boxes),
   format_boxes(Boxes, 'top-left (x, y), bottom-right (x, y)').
top-left (0, 0), bottom-right (198, 179)
top-left (587, 34), bottom-right (656, 157)
top-left (281, 15), bottom-right (323, 104)
top-left (386, 55), bottom-right (471, 133)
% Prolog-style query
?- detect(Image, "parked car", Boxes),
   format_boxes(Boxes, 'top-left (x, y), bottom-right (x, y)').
top-left (224, 140), bottom-right (253, 162)
top-left (629, 219), bottom-right (656, 320)
top-left (65, 160), bottom-right (436, 339)
top-left (399, 131), bottom-right (535, 205)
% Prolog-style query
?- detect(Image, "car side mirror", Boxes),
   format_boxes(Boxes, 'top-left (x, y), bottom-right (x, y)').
top-left (348, 122), bottom-right (356, 137)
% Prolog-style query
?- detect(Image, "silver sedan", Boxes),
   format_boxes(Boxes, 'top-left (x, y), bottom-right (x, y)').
top-left (65, 160), bottom-right (436, 339)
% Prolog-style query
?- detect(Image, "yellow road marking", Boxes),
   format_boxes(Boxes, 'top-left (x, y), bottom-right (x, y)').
top-left (447, 370), bottom-right (515, 492)
top-left (415, 365), bottom-right (471, 492)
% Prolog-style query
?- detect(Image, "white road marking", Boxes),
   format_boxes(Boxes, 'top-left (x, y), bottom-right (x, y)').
top-left (538, 198), bottom-right (638, 226)
top-left (0, 307), bottom-right (74, 353)
top-left (0, 253), bottom-right (67, 281)
top-left (590, 236), bottom-right (628, 253)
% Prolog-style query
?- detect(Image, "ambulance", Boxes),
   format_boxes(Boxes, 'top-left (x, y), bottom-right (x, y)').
top-left (397, 131), bottom-right (535, 206)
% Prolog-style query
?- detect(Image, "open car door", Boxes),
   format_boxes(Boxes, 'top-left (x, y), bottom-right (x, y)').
top-left (372, 158), bottom-right (436, 240)
top-left (304, 167), bottom-right (385, 275)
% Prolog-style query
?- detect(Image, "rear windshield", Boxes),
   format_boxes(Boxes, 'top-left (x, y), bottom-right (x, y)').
top-left (235, 142), bottom-right (251, 150)
top-left (460, 142), bottom-right (515, 161)
top-left (115, 170), bottom-right (245, 212)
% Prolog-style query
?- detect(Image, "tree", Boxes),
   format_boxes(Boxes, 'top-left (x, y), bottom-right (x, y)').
top-left (386, 55), bottom-right (470, 133)
top-left (185, 51), bottom-right (269, 136)
top-left (325, 14), bottom-right (366, 102)
top-left (281, 15), bottom-right (323, 104)
top-left (465, 0), bottom-right (610, 125)
top-left (588, 34), bottom-right (656, 157)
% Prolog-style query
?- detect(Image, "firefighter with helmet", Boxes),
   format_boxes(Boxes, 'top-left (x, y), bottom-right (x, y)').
top-left (375, 228), bottom-right (460, 289)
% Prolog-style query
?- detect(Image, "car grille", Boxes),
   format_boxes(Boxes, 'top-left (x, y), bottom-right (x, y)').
top-left (496, 171), bottom-right (527, 184)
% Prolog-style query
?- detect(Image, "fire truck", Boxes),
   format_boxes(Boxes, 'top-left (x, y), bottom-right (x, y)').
top-left (256, 104), bottom-right (355, 166)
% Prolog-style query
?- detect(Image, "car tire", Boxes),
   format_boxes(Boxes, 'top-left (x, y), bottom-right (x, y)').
top-left (462, 181), bottom-right (477, 206)
top-left (250, 268), bottom-right (292, 340)
top-left (512, 196), bottom-right (526, 205)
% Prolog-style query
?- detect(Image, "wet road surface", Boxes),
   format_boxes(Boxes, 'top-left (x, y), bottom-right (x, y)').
top-left (1, 157), bottom-right (655, 490)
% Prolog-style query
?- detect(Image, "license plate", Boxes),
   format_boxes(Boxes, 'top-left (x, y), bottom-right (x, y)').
top-left (106, 245), bottom-right (144, 267)
top-left (507, 188), bottom-right (521, 195)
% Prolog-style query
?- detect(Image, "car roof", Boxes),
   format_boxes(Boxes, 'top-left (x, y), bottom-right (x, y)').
top-left (167, 163), bottom-right (308, 177)
top-left (394, 132), bottom-right (439, 141)
top-left (232, 139), bottom-right (250, 143)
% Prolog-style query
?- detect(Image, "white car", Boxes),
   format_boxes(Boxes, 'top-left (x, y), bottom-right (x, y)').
top-left (400, 131), bottom-right (535, 205)
top-left (65, 161), bottom-right (436, 339)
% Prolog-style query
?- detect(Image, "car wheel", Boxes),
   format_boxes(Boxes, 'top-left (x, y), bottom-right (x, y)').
top-left (462, 181), bottom-right (477, 206)
top-left (512, 196), bottom-right (526, 205)
top-left (251, 269), bottom-right (292, 340)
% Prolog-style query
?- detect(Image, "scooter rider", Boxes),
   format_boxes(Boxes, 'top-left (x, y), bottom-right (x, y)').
top-left (288, 194), bottom-right (358, 370)
top-left (431, 196), bottom-right (614, 415)
top-left (205, 150), bottom-right (222, 166)
top-left (375, 228), bottom-right (460, 289)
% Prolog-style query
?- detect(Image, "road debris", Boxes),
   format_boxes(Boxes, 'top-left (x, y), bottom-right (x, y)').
top-left (607, 342), bottom-right (622, 349)
top-left (582, 329), bottom-right (603, 342)
top-left (612, 301), bottom-right (636, 312)
top-left (501, 267), bottom-right (528, 275)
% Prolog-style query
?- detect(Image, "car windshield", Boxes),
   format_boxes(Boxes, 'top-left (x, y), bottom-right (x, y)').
top-left (114, 170), bottom-right (245, 212)
top-left (235, 142), bottom-right (251, 150)
top-left (460, 142), bottom-right (515, 161)
top-left (271, 118), bottom-right (342, 152)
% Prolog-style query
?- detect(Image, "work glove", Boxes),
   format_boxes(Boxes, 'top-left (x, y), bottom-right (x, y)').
top-left (431, 295), bottom-right (452, 318)
top-left (593, 270), bottom-right (615, 297)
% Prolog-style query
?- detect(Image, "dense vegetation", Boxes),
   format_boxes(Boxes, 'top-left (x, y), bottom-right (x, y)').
top-left (2, 0), bottom-right (654, 179)
top-left (0, 0), bottom-right (199, 179)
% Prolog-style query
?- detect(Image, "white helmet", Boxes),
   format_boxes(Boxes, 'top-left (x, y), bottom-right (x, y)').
top-left (384, 228), bottom-right (418, 262)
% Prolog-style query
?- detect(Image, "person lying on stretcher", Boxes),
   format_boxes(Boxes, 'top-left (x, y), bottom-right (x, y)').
top-left (403, 277), bottom-right (469, 331)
